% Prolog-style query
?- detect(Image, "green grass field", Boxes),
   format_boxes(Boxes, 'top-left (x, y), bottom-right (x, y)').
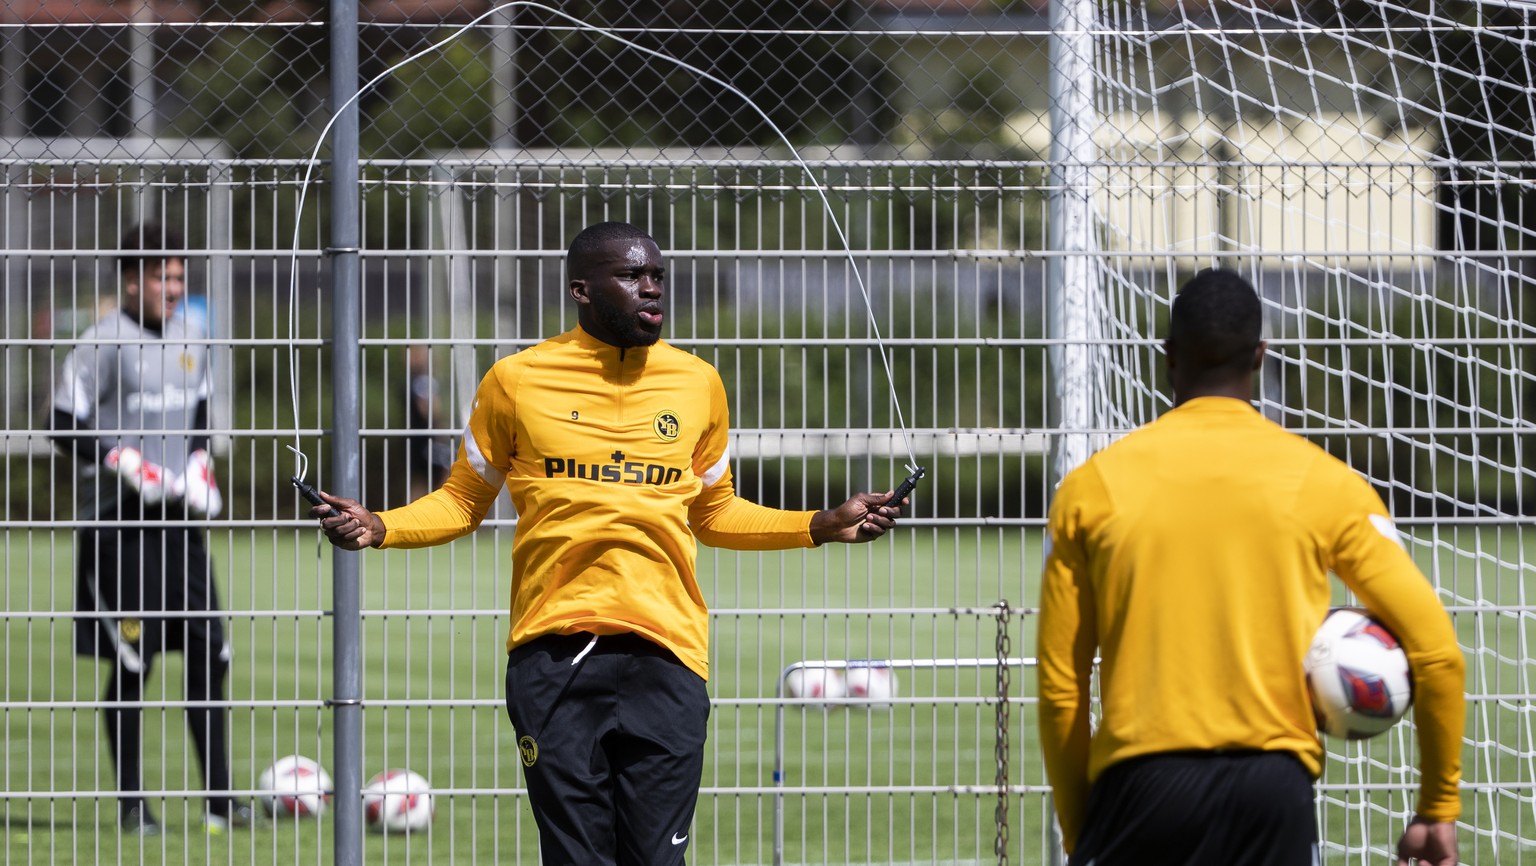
top-left (3, 526), bottom-right (1532, 865)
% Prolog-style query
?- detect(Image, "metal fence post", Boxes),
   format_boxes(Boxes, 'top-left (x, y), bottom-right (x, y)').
top-left (329, 1), bottom-right (363, 863)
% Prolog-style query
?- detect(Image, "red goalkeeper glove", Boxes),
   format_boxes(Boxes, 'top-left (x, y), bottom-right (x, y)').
top-left (104, 446), bottom-right (178, 507)
top-left (174, 449), bottom-right (223, 518)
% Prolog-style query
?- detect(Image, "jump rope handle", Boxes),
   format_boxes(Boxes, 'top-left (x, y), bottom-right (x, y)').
top-left (292, 476), bottom-right (339, 518)
top-left (884, 466), bottom-right (926, 509)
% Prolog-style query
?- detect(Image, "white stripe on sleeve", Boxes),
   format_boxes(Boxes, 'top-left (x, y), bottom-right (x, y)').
top-left (60, 373), bottom-right (94, 420)
top-left (700, 448), bottom-right (731, 488)
top-left (462, 424), bottom-right (506, 489)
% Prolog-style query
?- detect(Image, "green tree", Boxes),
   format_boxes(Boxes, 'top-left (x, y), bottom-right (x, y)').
top-left (361, 31), bottom-right (496, 159)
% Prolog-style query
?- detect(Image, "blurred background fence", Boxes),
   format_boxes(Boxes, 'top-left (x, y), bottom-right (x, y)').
top-left (2, 1), bottom-right (1534, 864)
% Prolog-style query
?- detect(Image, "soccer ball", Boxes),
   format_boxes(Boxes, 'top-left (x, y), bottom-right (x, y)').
top-left (258, 755), bottom-right (332, 818)
top-left (844, 664), bottom-right (898, 709)
top-left (784, 667), bottom-right (847, 703)
top-left (363, 769), bottom-right (436, 834)
top-left (1304, 608), bottom-right (1413, 740)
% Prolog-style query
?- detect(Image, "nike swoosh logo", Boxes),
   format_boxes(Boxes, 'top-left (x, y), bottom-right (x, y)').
top-left (671, 832), bottom-right (688, 845)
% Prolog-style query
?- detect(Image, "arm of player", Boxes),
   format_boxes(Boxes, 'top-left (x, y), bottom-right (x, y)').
top-left (1036, 471), bottom-right (1100, 854)
top-left (49, 408), bottom-right (112, 463)
top-left (688, 463), bottom-right (904, 549)
top-left (49, 343), bottom-right (113, 463)
top-left (1326, 473), bottom-right (1465, 834)
top-left (808, 492), bottom-right (904, 545)
top-left (687, 367), bottom-right (902, 548)
top-left (311, 491), bottom-right (386, 550)
top-left (178, 448), bottom-right (223, 517)
top-left (309, 461), bottom-right (501, 551)
top-left (177, 399), bottom-right (222, 517)
top-left (1396, 816), bottom-right (1459, 866)
top-left (687, 468), bottom-right (816, 549)
top-left (48, 409), bottom-right (178, 502)
top-left (310, 362), bottom-right (517, 551)
top-left (102, 446), bottom-right (178, 506)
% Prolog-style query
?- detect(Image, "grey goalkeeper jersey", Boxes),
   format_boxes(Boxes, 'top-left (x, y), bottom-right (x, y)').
top-left (53, 308), bottom-right (211, 518)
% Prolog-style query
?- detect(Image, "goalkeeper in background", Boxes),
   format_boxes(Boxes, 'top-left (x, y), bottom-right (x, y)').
top-left (1037, 269), bottom-right (1464, 865)
top-left (50, 222), bottom-right (253, 835)
top-left (311, 221), bottom-right (905, 864)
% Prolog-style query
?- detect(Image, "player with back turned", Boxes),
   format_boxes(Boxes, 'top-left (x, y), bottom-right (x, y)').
top-left (1036, 269), bottom-right (1465, 865)
top-left (308, 221), bottom-right (907, 865)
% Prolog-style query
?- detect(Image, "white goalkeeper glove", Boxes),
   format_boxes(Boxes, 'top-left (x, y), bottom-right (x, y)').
top-left (174, 449), bottom-right (224, 518)
top-left (104, 446), bottom-right (178, 507)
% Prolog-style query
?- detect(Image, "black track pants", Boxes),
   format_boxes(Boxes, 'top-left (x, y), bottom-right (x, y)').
top-left (505, 632), bottom-right (709, 866)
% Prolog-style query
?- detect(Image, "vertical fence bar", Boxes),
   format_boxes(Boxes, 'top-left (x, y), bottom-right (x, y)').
top-left (329, 1), bottom-right (363, 863)
top-left (492, 5), bottom-right (519, 148)
top-left (208, 161), bottom-right (234, 456)
top-left (0, 25), bottom-right (23, 139)
top-left (128, 2), bottom-right (157, 138)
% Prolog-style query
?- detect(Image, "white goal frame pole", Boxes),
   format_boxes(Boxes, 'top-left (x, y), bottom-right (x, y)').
top-left (1046, 0), bottom-right (1101, 862)
top-left (1047, 0), bottom-right (1103, 491)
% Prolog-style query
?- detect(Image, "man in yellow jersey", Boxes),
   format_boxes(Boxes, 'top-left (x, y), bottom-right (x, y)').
top-left (1037, 269), bottom-right (1464, 866)
top-left (310, 221), bottom-right (906, 865)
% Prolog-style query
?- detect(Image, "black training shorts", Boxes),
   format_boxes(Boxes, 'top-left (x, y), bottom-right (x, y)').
top-left (1071, 750), bottom-right (1318, 866)
top-left (74, 510), bottom-right (222, 662)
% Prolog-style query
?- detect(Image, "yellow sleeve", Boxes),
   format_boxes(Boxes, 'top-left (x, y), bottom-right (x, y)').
top-left (377, 462), bottom-right (501, 548)
top-left (687, 367), bottom-right (815, 550)
top-left (1036, 466), bottom-right (1101, 853)
top-left (378, 364), bottom-right (513, 549)
top-left (1322, 470), bottom-right (1465, 821)
top-left (690, 463), bottom-right (816, 550)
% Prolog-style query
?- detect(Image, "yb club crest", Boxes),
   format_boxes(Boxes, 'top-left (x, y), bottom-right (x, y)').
top-left (653, 411), bottom-right (680, 442)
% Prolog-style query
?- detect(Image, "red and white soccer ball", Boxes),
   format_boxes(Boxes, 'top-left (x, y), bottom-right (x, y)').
top-left (258, 755), bottom-right (332, 818)
top-left (784, 667), bottom-right (847, 703)
top-left (1304, 608), bottom-right (1414, 740)
top-left (845, 665), bottom-right (899, 709)
top-left (363, 769), bottom-right (436, 834)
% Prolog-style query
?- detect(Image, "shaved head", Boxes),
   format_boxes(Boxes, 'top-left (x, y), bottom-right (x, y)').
top-left (567, 222), bottom-right (667, 349)
top-left (1167, 269), bottom-right (1263, 375)
top-left (567, 222), bottom-right (656, 281)
top-left (1165, 269), bottom-right (1266, 404)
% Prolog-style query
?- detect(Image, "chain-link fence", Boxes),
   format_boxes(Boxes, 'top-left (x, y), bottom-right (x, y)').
top-left (3, 1), bottom-right (1534, 864)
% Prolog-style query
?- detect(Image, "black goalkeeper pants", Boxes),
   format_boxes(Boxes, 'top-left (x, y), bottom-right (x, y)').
top-left (1071, 750), bottom-right (1318, 866)
top-left (504, 632), bottom-right (709, 866)
top-left (104, 623), bottom-right (232, 817)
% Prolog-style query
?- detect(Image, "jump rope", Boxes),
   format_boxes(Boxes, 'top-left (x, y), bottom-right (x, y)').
top-left (285, 2), bottom-right (924, 514)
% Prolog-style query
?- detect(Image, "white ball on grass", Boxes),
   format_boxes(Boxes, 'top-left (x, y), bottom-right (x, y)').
top-left (784, 667), bottom-right (847, 704)
top-left (258, 755), bottom-right (332, 818)
top-left (363, 769), bottom-right (436, 834)
top-left (845, 665), bottom-right (898, 709)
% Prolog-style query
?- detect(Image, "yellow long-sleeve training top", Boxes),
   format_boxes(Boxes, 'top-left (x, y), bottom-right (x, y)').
top-left (375, 326), bottom-right (818, 680)
top-left (1037, 397), bottom-right (1465, 852)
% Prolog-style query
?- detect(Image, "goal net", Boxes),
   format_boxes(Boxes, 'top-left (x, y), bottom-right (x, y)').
top-left (1065, 0), bottom-right (1535, 859)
